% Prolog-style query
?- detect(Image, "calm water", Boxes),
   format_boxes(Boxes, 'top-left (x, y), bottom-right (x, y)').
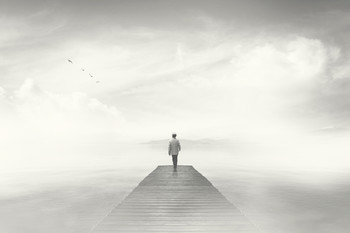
top-left (0, 141), bottom-right (349, 233)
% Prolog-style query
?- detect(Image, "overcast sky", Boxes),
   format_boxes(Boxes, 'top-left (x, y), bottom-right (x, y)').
top-left (1, 0), bottom-right (350, 142)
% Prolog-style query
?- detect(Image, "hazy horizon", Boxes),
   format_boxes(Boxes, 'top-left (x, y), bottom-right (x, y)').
top-left (2, 0), bottom-right (350, 189)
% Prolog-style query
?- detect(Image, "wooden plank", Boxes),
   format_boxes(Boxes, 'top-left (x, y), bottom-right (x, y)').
top-left (91, 165), bottom-right (259, 233)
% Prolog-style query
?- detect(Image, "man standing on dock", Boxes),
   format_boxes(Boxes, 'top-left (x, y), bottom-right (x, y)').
top-left (168, 133), bottom-right (181, 171)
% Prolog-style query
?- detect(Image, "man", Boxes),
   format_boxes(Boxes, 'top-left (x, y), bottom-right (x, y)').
top-left (168, 133), bottom-right (181, 171)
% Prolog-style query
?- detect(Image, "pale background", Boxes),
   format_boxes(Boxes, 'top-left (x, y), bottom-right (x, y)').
top-left (1, 1), bottom-right (350, 232)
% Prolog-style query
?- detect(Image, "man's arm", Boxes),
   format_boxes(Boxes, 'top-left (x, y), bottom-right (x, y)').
top-left (168, 142), bottom-right (171, 155)
top-left (178, 141), bottom-right (181, 151)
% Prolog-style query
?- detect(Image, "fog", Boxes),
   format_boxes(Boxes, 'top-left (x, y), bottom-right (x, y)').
top-left (1, 139), bottom-right (349, 233)
top-left (2, 0), bottom-right (350, 232)
top-left (1, 79), bottom-right (350, 232)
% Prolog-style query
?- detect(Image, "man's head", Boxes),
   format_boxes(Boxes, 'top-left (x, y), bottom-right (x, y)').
top-left (172, 133), bottom-right (177, 138)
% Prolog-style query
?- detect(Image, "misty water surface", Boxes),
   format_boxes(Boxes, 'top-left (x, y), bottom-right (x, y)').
top-left (0, 140), bottom-right (349, 233)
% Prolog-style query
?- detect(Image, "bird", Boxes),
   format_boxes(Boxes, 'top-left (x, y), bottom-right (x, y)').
top-left (89, 73), bottom-right (93, 77)
top-left (68, 59), bottom-right (73, 64)
top-left (81, 68), bottom-right (85, 71)
top-left (96, 81), bottom-right (100, 83)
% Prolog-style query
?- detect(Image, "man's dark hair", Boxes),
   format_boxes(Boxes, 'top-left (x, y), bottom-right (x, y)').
top-left (172, 133), bottom-right (177, 138)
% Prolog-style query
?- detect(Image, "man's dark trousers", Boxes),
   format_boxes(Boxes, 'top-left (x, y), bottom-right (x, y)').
top-left (172, 154), bottom-right (178, 169)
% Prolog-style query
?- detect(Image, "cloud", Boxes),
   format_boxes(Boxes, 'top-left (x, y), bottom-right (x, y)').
top-left (113, 36), bottom-right (347, 139)
top-left (0, 79), bottom-right (124, 143)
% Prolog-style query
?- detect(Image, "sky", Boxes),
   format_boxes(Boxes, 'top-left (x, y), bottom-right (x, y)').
top-left (1, 0), bottom-right (350, 144)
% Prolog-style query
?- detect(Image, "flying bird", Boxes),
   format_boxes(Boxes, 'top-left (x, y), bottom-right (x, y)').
top-left (96, 81), bottom-right (100, 83)
top-left (81, 68), bottom-right (85, 71)
top-left (68, 59), bottom-right (73, 64)
top-left (89, 73), bottom-right (93, 77)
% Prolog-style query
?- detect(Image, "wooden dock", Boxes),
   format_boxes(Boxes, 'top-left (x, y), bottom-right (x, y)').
top-left (91, 165), bottom-right (259, 233)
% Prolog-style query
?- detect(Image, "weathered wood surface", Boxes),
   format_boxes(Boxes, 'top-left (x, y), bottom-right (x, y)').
top-left (91, 165), bottom-right (259, 233)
